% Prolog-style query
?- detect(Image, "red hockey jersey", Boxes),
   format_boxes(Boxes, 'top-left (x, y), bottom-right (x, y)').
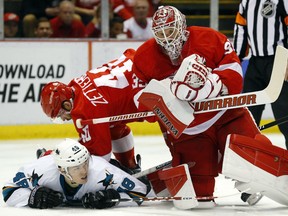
top-left (133, 26), bottom-right (243, 134)
top-left (69, 49), bottom-right (146, 156)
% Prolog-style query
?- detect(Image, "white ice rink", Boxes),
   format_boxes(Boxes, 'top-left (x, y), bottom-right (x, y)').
top-left (0, 134), bottom-right (287, 216)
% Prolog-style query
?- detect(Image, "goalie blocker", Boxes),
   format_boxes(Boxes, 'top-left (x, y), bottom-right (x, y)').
top-left (222, 134), bottom-right (288, 206)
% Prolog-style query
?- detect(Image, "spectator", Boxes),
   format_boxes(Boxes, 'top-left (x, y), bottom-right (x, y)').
top-left (20, 0), bottom-right (61, 37)
top-left (85, 4), bottom-right (115, 38)
top-left (85, 4), bottom-right (101, 38)
top-left (72, 0), bottom-right (101, 24)
top-left (50, 0), bottom-right (86, 38)
top-left (4, 13), bottom-right (21, 38)
top-left (110, 17), bottom-right (131, 39)
top-left (123, 0), bottom-right (153, 40)
top-left (34, 17), bottom-right (53, 38)
top-left (111, 0), bottom-right (161, 20)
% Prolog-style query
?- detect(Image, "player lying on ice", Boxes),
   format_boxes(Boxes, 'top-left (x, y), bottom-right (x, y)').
top-left (2, 138), bottom-right (155, 209)
top-left (3, 137), bottom-right (288, 210)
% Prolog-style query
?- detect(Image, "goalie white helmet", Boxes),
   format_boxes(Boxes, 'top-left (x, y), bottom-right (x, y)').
top-left (53, 138), bottom-right (90, 168)
top-left (152, 6), bottom-right (189, 65)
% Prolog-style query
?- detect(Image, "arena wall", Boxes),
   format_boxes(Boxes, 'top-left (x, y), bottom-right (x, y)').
top-left (0, 40), bottom-right (278, 139)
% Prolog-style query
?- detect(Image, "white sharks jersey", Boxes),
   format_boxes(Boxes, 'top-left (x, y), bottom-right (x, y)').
top-left (3, 155), bottom-right (152, 207)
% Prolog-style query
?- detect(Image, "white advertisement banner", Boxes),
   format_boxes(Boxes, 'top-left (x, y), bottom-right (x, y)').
top-left (0, 41), bottom-right (89, 125)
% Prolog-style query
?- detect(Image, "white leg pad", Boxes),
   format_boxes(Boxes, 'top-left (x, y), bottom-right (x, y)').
top-left (223, 134), bottom-right (288, 206)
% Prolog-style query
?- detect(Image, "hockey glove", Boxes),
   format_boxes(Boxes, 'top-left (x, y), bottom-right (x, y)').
top-left (28, 186), bottom-right (64, 209)
top-left (82, 189), bottom-right (120, 209)
top-left (172, 54), bottom-right (210, 89)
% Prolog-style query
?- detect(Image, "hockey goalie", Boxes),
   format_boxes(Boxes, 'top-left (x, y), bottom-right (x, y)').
top-left (222, 133), bottom-right (288, 206)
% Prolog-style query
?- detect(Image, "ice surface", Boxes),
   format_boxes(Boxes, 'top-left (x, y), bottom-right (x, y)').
top-left (0, 134), bottom-right (287, 216)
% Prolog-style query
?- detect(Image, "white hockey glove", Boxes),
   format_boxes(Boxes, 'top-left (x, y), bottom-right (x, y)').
top-left (172, 54), bottom-right (211, 89)
top-left (171, 73), bottom-right (223, 102)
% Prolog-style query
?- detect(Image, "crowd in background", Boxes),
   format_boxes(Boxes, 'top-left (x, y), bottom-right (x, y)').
top-left (3, 0), bottom-right (160, 39)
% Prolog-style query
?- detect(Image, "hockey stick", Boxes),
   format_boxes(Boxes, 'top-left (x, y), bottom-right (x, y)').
top-left (133, 160), bottom-right (172, 178)
top-left (259, 115), bottom-right (288, 131)
top-left (64, 193), bottom-right (241, 207)
top-left (108, 190), bottom-right (246, 203)
top-left (76, 111), bottom-right (154, 129)
top-left (76, 46), bottom-right (288, 129)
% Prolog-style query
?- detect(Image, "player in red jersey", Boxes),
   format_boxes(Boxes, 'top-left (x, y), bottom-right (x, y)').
top-left (40, 49), bottom-right (146, 172)
top-left (132, 5), bottom-right (266, 207)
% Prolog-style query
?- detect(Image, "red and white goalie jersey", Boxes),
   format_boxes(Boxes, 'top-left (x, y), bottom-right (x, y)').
top-left (68, 49), bottom-right (146, 161)
top-left (133, 26), bottom-right (243, 136)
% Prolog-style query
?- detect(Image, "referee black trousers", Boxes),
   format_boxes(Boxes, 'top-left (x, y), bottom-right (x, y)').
top-left (243, 55), bottom-right (288, 149)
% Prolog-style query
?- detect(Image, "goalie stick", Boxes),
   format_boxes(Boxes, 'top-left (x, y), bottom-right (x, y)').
top-left (75, 46), bottom-right (288, 129)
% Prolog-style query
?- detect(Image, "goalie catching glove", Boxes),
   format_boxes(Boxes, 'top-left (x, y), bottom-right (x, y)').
top-left (171, 73), bottom-right (223, 101)
top-left (28, 186), bottom-right (64, 209)
top-left (170, 54), bottom-right (223, 101)
top-left (172, 54), bottom-right (211, 90)
top-left (82, 189), bottom-right (120, 209)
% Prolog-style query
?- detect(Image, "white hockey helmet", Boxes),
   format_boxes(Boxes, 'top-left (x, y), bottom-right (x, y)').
top-left (53, 138), bottom-right (90, 168)
top-left (152, 6), bottom-right (189, 64)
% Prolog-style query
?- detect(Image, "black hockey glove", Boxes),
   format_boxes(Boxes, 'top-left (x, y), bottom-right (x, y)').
top-left (82, 189), bottom-right (120, 209)
top-left (28, 186), bottom-right (64, 209)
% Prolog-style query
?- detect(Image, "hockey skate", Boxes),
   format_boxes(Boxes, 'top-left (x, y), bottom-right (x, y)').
top-left (241, 192), bottom-right (263, 206)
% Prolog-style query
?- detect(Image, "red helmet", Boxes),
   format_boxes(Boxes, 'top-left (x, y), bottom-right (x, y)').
top-left (152, 6), bottom-right (189, 63)
top-left (40, 82), bottom-right (73, 118)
